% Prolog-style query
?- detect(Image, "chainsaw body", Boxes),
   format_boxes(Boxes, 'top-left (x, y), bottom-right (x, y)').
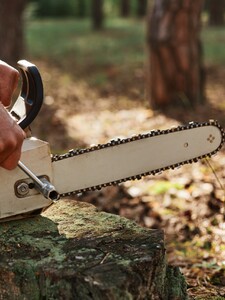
top-left (0, 138), bottom-right (52, 220)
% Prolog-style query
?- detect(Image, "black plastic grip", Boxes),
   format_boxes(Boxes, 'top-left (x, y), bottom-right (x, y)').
top-left (10, 60), bottom-right (43, 129)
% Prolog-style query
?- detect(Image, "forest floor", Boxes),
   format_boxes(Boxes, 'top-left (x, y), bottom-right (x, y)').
top-left (28, 59), bottom-right (225, 300)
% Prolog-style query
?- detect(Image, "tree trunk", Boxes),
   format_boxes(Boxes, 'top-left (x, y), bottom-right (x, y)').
top-left (209, 0), bottom-right (225, 26)
top-left (137, 0), bottom-right (147, 17)
top-left (92, 0), bottom-right (104, 30)
top-left (121, 0), bottom-right (130, 17)
top-left (0, 199), bottom-right (188, 299)
top-left (0, 0), bottom-right (27, 66)
top-left (147, 0), bottom-right (204, 108)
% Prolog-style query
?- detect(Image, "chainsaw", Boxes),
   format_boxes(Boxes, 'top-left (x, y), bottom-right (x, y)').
top-left (0, 60), bottom-right (224, 221)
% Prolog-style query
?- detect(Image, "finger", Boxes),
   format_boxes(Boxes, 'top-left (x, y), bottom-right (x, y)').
top-left (0, 148), bottom-right (22, 170)
top-left (0, 128), bottom-right (25, 170)
top-left (0, 103), bottom-right (25, 170)
top-left (0, 61), bottom-right (19, 107)
top-left (0, 135), bottom-right (24, 169)
top-left (0, 128), bottom-right (25, 169)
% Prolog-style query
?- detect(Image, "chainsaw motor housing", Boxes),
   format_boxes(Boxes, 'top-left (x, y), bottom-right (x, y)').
top-left (0, 138), bottom-right (53, 221)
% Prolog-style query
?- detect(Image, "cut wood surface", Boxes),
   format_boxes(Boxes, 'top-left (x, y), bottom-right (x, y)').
top-left (0, 199), bottom-right (187, 299)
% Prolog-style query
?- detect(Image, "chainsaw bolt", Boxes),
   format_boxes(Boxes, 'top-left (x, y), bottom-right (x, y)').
top-left (17, 182), bottom-right (30, 196)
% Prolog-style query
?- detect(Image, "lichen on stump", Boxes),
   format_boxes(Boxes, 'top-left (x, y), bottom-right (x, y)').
top-left (0, 199), bottom-right (187, 299)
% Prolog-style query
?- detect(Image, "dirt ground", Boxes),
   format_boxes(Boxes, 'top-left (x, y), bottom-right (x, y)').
top-left (30, 61), bottom-right (225, 299)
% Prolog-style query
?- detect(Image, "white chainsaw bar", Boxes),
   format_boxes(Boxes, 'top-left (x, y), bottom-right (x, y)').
top-left (52, 121), bottom-right (223, 196)
top-left (0, 120), bottom-right (223, 221)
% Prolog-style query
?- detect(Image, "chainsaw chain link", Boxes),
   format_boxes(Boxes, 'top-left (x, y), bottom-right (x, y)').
top-left (51, 120), bottom-right (224, 197)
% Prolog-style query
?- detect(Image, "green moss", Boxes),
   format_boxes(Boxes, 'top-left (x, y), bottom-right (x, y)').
top-left (0, 200), bottom-right (187, 299)
top-left (166, 266), bottom-right (188, 300)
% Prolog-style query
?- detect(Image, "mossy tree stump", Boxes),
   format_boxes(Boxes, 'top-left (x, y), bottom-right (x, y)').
top-left (0, 200), bottom-right (187, 299)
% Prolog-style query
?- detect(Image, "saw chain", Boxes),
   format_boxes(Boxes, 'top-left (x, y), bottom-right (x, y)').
top-left (52, 120), bottom-right (225, 198)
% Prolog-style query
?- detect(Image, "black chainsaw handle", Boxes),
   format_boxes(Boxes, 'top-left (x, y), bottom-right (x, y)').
top-left (10, 60), bottom-right (43, 129)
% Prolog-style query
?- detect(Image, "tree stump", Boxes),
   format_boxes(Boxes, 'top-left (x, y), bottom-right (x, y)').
top-left (0, 199), bottom-right (187, 299)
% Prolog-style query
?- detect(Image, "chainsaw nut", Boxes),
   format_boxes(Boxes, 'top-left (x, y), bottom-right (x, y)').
top-left (16, 182), bottom-right (30, 196)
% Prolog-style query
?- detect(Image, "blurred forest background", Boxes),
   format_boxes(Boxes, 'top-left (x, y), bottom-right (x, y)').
top-left (0, 0), bottom-right (225, 299)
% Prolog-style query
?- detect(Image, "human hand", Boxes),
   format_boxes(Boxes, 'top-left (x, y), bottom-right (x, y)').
top-left (0, 61), bottom-right (25, 170)
top-left (0, 60), bottom-right (19, 106)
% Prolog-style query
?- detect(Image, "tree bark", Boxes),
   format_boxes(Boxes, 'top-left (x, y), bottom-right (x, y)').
top-left (209, 0), bottom-right (225, 26)
top-left (0, 0), bottom-right (27, 66)
top-left (137, 0), bottom-right (147, 17)
top-left (147, 0), bottom-right (204, 108)
top-left (0, 199), bottom-right (188, 299)
top-left (92, 0), bottom-right (104, 30)
top-left (121, 0), bottom-right (130, 17)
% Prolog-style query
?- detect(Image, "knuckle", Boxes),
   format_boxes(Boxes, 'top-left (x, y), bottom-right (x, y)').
top-left (5, 136), bottom-right (17, 150)
top-left (0, 143), bottom-right (4, 154)
top-left (3, 129), bottom-right (24, 151)
top-left (1, 161), bottom-right (16, 170)
top-left (0, 149), bottom-right (21, 170)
